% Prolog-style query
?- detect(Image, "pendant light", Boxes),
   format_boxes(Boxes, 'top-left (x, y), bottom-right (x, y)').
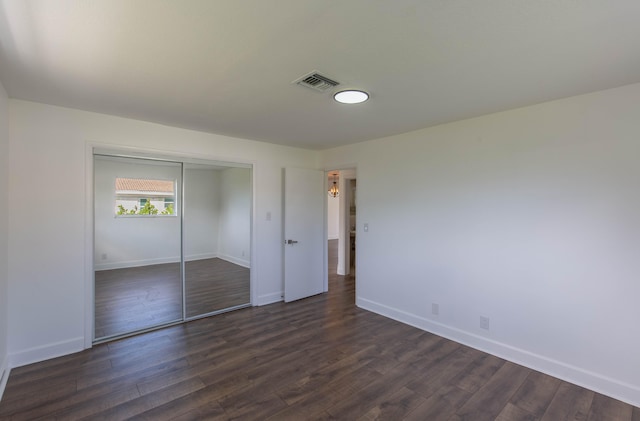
top-left (328, 173), bottom-right (339, 198)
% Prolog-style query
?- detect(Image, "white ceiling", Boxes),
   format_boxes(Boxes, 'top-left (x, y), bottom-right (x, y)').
top-left (0, 1), bottom-right (639, 150)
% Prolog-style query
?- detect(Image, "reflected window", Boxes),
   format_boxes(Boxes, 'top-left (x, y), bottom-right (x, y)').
top-left (115, 177), bottom-right (176, 216)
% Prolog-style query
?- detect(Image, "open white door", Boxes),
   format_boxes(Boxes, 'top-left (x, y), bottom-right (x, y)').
top-left (284, 167), bottom-right (325, 302)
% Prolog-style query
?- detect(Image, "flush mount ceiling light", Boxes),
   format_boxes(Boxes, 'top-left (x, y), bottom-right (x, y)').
top-left (334, 90), bottom-right (369, 104)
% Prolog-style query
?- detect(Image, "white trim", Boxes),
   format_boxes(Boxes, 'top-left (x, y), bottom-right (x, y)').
top-left (323, 175), bottom-right (329, 293)
top-left (94, 253), bottom-right (246, 270)
top-left (0, 355), bottom-right (9, 402)
top-left (94, 256), bottom-right (182, 271)
top-left (357, 297), bottom-right (640, 408)
top-left (218, 254), bottom-right (251, 269)
top-left (9, 337), bottom-right (85, 369)
top-left (84, 144), bottom-right (95, 348)
top-left (185, 252), bottom-right (218, 262)
top-left (257, 292), bottom-right (283, 306)
top-left (92, 144), bottom-right (254, 169)
top-left (249, 164), bottom-right (257, 307)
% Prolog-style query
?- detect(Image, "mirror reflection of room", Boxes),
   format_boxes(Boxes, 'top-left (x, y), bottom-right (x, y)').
top-left (93, 155), bottom-right (251, 341)
top-left (184, 164), bottom-right (251, 319)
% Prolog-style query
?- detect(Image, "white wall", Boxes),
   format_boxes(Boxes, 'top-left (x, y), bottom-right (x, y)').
top-left (0, 78), bottom-right (9, 398)
top-left (94, 156), bottom-right (182, 270)
top-left (218, 167), bottom-right (251, 267)
top-left (322, 82), bottom-right (640, 407)
top-left (7, 99), bottom-right (318, 367)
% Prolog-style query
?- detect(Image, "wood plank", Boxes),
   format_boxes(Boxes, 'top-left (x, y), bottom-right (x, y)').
top-left (266, 366), bottom-right (383, 420)
top-left (168, 401), bottom-right (227, 421)
top-left (509, 370), bottom-right (561, 418)
top-left (495, 402), bottom-right (537, 421)
top-left (325, 363), bottom-right (419, 419)
top-left (449, 352), bottom-right (505, 394)
top-left (218, 390), bottom-right (287, 420)
top-left (274, 345), bottom-right (379, 406)
top-left (405, 346), bottom-right (483, 399)
top-left (403, 385), bottom-right (471, 421)
top-left (0, 380), bottom-right (78, 418)
top-left (587, 393), bottom-right (634, 421)
top-left (87, 377), bottom-right (205, 421)
top-left (356, 387), bottom-right (426, 420)
top-left (540, 382), bottom-right (595, 421)
top-left (454, 361), bottom-right (531, 421)
top-left (39, 385), bottom-right (141, 421)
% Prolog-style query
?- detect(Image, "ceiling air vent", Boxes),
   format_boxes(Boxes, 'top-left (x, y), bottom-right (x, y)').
top-left (293, 71), bottom-right (340, 92)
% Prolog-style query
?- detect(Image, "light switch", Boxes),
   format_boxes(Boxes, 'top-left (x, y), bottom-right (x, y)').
top-left (364, 223), bottom-right (369, 232)
top-left (266, 211), bottom-right (272, 221)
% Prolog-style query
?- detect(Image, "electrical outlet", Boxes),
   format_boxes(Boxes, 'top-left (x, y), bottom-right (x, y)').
top-left (431, 303), bottom-right (439, 316)
top-left (480, 316), bottom-right (490, 330)
top-left (101, 253), bottom-right (108, 260)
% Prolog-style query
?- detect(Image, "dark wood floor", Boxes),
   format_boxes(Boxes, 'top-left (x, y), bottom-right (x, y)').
top-left (2, 242), bottom-right (638, 420)
top-left (95, 258), bottom-right (250, 339)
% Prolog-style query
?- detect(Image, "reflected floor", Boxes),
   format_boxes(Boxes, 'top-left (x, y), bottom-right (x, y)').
top-left (94, 258), bottom-right (250, 339)
top-left (184, 258), bottom-right (250, 318)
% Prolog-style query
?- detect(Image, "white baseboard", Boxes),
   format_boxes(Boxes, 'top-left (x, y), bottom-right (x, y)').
top-left (218, 254), bottom-right (250, 269)
top-left (8, 337), bottom-right (85, 369)
top-left (95, 253), bottom-right (249, 271)
top-left (357, 297), bottom-right (640, 408)
top-left (95, 256), bottom-right (180, 271)
top-left (257, 292), bottom-right (283, 306)
top-left (0, 355), bottom-right (9, 402)
top-left (184, 252), bottom-right (218, 262)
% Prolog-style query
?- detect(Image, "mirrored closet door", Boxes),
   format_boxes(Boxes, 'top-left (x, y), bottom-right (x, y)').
top-left (94, 155), bottom-right (183, 340)
top-left (183, 164), bottom-right (251, 319)
top-left (94, 153), bottom-right (252, 342)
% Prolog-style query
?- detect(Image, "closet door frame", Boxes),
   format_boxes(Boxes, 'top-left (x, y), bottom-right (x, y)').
top-left (85, 144), bottom-right (255, 347)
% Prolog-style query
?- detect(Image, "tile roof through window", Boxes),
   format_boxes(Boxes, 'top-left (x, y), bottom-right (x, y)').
top-left (115, 178), bottom-right (174, 194)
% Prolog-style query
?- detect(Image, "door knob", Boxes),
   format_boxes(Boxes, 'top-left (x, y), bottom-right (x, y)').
top-left (286, 239), bottom-right (299, 244)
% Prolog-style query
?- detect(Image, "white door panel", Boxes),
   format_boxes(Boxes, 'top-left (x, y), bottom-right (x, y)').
top-left (284, 167), bottom-right (325, 302)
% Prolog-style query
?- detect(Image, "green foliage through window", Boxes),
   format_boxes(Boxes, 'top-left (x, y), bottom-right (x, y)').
top-left (116, 200), bottom-right (174, 216)
top-left (115, 178), bottom-right (176, 216)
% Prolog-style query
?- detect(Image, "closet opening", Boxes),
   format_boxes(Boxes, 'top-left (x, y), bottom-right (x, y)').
top-left (93, 153), bottom-right (252, 343)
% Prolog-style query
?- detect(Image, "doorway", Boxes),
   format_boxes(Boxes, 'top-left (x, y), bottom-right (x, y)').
top-left (93, 153), bottom-right (252, 342)
top-left (327, 169), bottom-right (357, 295)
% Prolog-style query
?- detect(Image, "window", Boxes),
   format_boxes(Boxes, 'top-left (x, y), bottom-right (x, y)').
top-left (115, 177), bottom-right (176, 216)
